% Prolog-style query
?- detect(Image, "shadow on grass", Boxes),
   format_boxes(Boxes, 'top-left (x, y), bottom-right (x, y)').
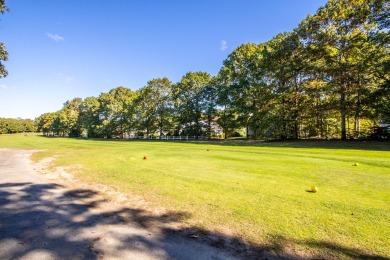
top-left (1, 182), bottom-right (388, 259)
top-left (184, 139), bottom-right (390, 152)
top-left (37, 135), bottom-right (390, 152)
top-left (303, 240), bottom-right (390, 260)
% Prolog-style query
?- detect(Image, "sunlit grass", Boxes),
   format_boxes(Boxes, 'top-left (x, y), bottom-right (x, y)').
top-left (1, 134), bottom-right (389, 258)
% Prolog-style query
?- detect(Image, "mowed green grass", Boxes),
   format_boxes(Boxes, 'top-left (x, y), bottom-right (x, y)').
top-left (1, 134), bottom-right (389, 258)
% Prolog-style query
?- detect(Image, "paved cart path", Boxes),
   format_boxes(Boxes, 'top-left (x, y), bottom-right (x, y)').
top-left (0, 149), bottom-right (247, 260)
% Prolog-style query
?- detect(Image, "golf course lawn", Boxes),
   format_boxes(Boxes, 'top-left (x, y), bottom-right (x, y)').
top-left (1, 134), bottom-right (389, 258)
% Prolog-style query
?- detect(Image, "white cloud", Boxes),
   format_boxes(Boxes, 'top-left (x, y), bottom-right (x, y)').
top-left (220, 40), bottom-right (228, 51)
top-left (56, 73), bottom-right (75, 83)
top-left (0, 84), bottom-right (7, 89)
top-left (46, 33), bottom-right (64, 42)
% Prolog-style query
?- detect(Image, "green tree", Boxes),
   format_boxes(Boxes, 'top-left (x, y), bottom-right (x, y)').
top-left (23, 119), bottom-right (36, 132)
top-left (80, 96), bottom-right (100, 137)
top-left (200, 76), bottom-right (218, 139)
top-left (0, 118), bottom-right (31, 133)
top-left (96, 92), bottom-right (115, 138)
top-left (109, 86), bottom-right (135, 138)
top-left (215, 106), bottom-right (239, 139)
top-left (297, 0), bottom-right (388, 139)
top-left (366, 0), bottom-right (390, 124)
top-left (172, 72), bottom-right (211, 137)
top-left (57, 98), bottom-right (83, 137)
top-left (218, 43), bottom-right (277, 139)
top-left (96, 87), bottom-right (135, 138)
top-left (218, 43), bottom-right (258, 136)
top-left (134, 78), bottom-right (174, 138)
top-left (133, 87), bottom-right (157, 137)
top-left (36, 112), bottom-right (57, 135)
top-left (262, 33), bottom-right (306, 139)
top-left (0, 0), bottom-right (9, 78)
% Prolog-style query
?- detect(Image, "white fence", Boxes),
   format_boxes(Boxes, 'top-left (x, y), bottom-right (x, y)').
top-left (128, 135), bottom-right (208, 140)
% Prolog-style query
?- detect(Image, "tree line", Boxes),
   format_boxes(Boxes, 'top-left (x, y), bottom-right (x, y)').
top-left (0, 118), bottom-right (36, 134)
top-left (36, 0), bottom-right (389, 140)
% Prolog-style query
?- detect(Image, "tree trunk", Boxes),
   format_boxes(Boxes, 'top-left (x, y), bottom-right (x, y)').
top-left (223, 108), bottom-right (227, 139)
top-left (294, 119), bottom-right (299, 140)
top-left (354, 94), bottom-right (361, 138)
top-left (341, 91), bottom-right (347, 140)
top-left (159, 118), bottom-right (163, 140)
top-left (207, 113), bottom-right (211, 140)
top-left (293, 79), bottom-right (300, 140)
top-left (121, 117), bottom-right (124, 139)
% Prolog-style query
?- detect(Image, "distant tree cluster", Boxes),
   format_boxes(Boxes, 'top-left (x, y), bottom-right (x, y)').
top-left (0, 118), bottom-right (36, 134)
top-left (36, 75), bottom-right (223, 139)
top-left (36, 0), bottom-right (389, 140)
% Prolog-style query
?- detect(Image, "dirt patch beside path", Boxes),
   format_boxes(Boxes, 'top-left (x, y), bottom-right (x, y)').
top-left (1, 149), bottom-right (256, 260)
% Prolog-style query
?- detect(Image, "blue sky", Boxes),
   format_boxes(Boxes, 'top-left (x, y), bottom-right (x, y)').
top-left (0, 0), bottom-right (327, 119)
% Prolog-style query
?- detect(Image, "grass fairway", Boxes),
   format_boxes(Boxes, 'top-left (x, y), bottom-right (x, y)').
top-left (1, 134), bottom-right (389, 258)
